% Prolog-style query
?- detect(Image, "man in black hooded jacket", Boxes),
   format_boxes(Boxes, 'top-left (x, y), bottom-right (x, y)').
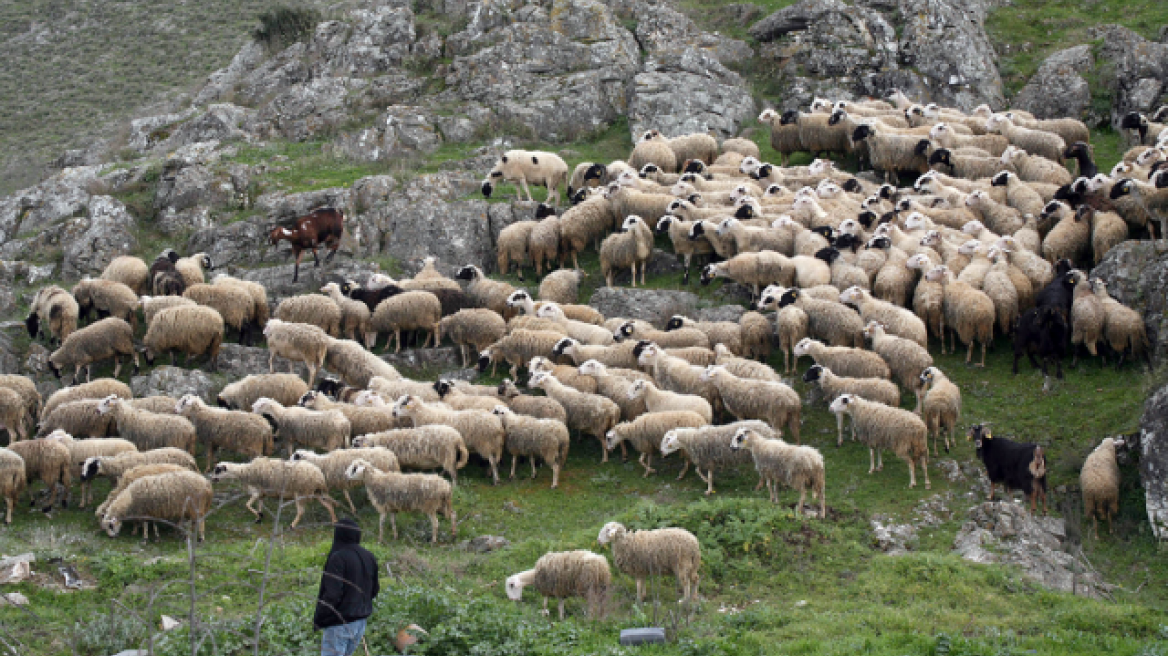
top-left (315, 519), bottom-right (380, 656)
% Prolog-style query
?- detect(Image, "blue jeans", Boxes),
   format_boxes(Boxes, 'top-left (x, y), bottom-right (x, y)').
top-left (321, 617), bottom-right (367, 656)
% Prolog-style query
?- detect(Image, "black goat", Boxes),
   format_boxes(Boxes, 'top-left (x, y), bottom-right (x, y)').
top-left (969, 424), bottom-right (1048, 514)
top-left (1034, 267), bottom-right (1078, 320)
top-left (1012, 305), bottom-right (1069, 381)
top-left (1063, 142), bottom-right (1097, 179)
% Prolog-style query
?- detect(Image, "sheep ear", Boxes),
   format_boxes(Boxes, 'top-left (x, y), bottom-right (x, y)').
top-left (531, 156), bottom-right (539, 165)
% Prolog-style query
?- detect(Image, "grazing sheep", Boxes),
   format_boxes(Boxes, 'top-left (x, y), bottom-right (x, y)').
top-left (731, 428), bottom-right (826, 517)
top-left (251, 397), bottom-right (349, 454)
top-left (926, 265), bottom-right (995, 366)
top-left (217, 374), bottom-right (309, 411)
top-left (626, 378), bottom-right (713, 424)
top-left (80, 448), bottom-right (197, 494)
top-left (497, 220), bottom-right (537, 279)
top-left (492, 406), bottom-right (570, 487)
top-left (48, 317), bottom-right (139, 384)
top-left (666, 316), bottom-right (743, 357)
top-left (614, 321), bottom-right (710, 350)
top-left (659, 421), bottom-right (766, 494)
top-left (528, 372), bottom-right (621, 463)
top-left (41, 429), bottom-right (136, 507)
top-left (758, 109), bottom-right (801, 166)
top-left (140, 295), bottom-right (196, 325)
top-left (506, 550), bottom-right (611, 620)
top-left (210, 458), bottom-right (336, 528)
top-left (793, 338), bottom-right (890, 380)
top-left (212, 275), bottom-right (270, 330)
top-left (918, 367), bottom-right (961, 456)
top-left (366, 376), bottom-right (443, 404)
top-left (629, 136), bottom-right (678, 173)
top-left (712, 343), bottom-right (780, 382)
top-left (322, 337), bottom-right (401, 390)
top-left (345, 459), bottom-right (456, 543)
top-left (862, 322), bottom-right (932, 412)
top-left (0, 375), bottom-right (41, 429)
top-left (968, 424), bottom-right (1047, 513)
top-left (599, 215), bottom-right (654, 287)
top-left (371, 290), bottom-right (442, 353)
top-left (263, 319), bottom-right (330, 385)
top-left (829, 394), bottom-right (929, 489)
top-left (175, 395), bottom-right (274, 472)
top-left (290, 447), bottom-right (399, 513)
top-left (769, 288), bottom-right (863, 348)
top-left (321, 282), bottom-right (374, 347)
top-left (101, 256), bottom-right (150, 295)
top-left (0, 388), bottom-right (28, 444)
top-left (482, 150), bottom-right (570, 206)
top-left (351, 423), bottom-right (468, 484)
top-left (1092, 278), bottom-right (1150, 368)
top-left (9, 437), bottom-right (71, 511)
top-left (1071, 280), bottom-right (1104, 365)
top-left (91, 463), bottom-right (191, 521)
top-left (701, 366), bottom-right (801, 443)
top-left (840, 287), bottom-right (927, 347)
top-left (577, 360), bottom-right (649, 422)
top-left (982, 251), bottom-right (1020, 336)
top-left (738, 311), bottom-right (773, 362)
top-left (175, 253), bottom-right (214, 288)
top-left (183, 283), bottom-right (255, 345)
top-left (985, 116), bottom-right (1066, 164)
top-left (802, 364), bottom-right (900, 446)
top-left (0, 448), bottom-right (25, 524)
top-left (391, 395), bottom-right (505, 484)
top-left (72, 278), bottom-right (139, 329)
top-left (596, 522), bottom-right (701, 603)
top-left (539, 269), bottom-right (584, 306)
top-left (478, 330), bottom-right (565, 379)
top-left (42, 379), bottom-right (130, 419)
top-left (1081, 437), bottom-right (1121, 538)
top-left (553, 337), bottom-right (639, 369)
top-left (25, 285), bottom-right (79, 346)
top-left (536, 303), bottom-right (613, 345)
top-left (560, 193), bottom-right (617, 269)
top-left (605, 411), bottom-right (707, 477)
top-left (1041, 202), bottom-right (1090, 265)
top-left (37, 399), bottom-right (115, 439)
top-left (438, 309), bottom-right (507, 368)
top-left (496, 379), bottom-right (568, 422)
top-left (456, 265), bottom-right (516, 316)
top-left (100, 470), bottom-right (212, 541)
top-left (96, 395), bottom-right (197, 454)
top-left (275, 294), bottom-right (342, 337)
top-left (142, 305), bottom-right (225, 371)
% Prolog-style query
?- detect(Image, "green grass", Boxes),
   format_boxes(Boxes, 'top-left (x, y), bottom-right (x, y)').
top-left (986, 0), bottom-right (1168, 96)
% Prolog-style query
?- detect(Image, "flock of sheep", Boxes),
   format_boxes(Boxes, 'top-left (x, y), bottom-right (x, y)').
top-left (0, 91), bottom-right (1160, 618)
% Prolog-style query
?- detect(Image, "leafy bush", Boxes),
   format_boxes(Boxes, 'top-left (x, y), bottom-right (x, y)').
top-left (253, 6), bottom-right (321, 50)
top-left (73, 610), bottom-right (148, 656)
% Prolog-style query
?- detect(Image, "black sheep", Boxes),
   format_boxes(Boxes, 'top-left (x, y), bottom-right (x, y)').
top-left (969, 424), bottom-right (1048, 514)
top-left (341, 281), bottom-right (403, 314)
top-left (1063, 142), bottom-right (1098, 179)
top-left (1012, 305), bottom-right (1069, 381)
top-left (1034, 267), bottom-right (1077, 320)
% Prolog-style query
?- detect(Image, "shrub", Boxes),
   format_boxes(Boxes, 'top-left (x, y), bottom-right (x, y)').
top-left (253, 6), bottom-right (321, 51)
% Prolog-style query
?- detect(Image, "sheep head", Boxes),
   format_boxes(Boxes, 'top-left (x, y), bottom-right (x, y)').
top-left (596, 522), bottom-right (626, 546)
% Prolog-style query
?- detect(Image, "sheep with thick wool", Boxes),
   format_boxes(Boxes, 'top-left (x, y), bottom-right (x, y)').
top-left (274, 294), bottom-right (342, 337)
top-left (9, 437), bottom-right (71, 511)
top-left (497, 220), bottom-right (537, 279)
top-left (101, 470), bottom-right (212, 541)
top-left (767, 288), bottom-right (863, 348)
top-left (0, 375), bottom-right (40, 429)
top-left (712, 344), bottom-right (781, 382)
top-left (391, 395), bottom-right (505, 484)
top-left (599, 215), bottom-right (654, 287)
top-left (918, 367), bottom-right (961, 456)
top-left (701, 365), bottom-right (802, 442)
top-left (528, 371), bottom-right (622, 463)
top-left (659, 421), bottom-right (768, 494)
top-left (321, 337), bottom-right (401, 390)
top-left (48, 317), bottom-right (139, 384)
top-left (634, 344), bottom-right (721, 414)
top-left (263, 319), bottom-right (330, 386)
top-left (210, 457), bottom-right (336, 528)
top-left (553, 338), bottom-right (640, 369)
top-left (212, 275), bottom-right (270, 330)
top-left (252, 395), bottom-right (351, 454)
top-left (840, 287), bottom-right (927, 347)
top-left (1080, 437), bottom-right (1121, 539)
top-left (492, 406), bottom-right (570, 488)
top-left (97, 395), bottom-right (197, 455)
top-left (802, 364), bottom-right (900, 446)
top-left (41, 429), bottom-right (136, 507)
top-left (80, 448), bottom-right (197, 494)
top-left (731, 428), bottom-right (826, 517)
top-left (140, 295), bottom-right (196, 325)
top-left (539, 269), bottom-right (584, 306)
top-left (482, 150), bottom-right (569, 206)
top-left (597, 522), bottom-right (701, 603)
top-left (438, 309), bottom-right (507, 369)
top-left (345, 459), bottom-right (456, 543)
top-left (100, 256), bottom-right (151, 295)
top-left (321, 282), bottom-right (373, 347)
top-left (1092, 278), bottom-right (1150, 367)
top-left (456, 265), bottom-right (516, 316)
top-left (559, 193), bottom-right (616, 270)
top-left (92, 463), bottom-right (190, 521)
top-left (793, 338), bottom-right (890, 380)
top-left (666, 316), bottom-right (743, 357)
top-left (626, 377), bottom-right (714, 425)
top-left (175, 253), bottom-right (213, 288)
top-left (577, 360), bottom-right (650, 422)
top-left (142, 305), bottom-right (224, 372)
top-left (829, 394), bottom-right (930, 489)
top-left (370, 290), bottom-right (442, 353)
top-left (506, 550), bottom-right (611, 620)
top-left (290, 447), bottom-right (399, 513)
top-left (985, 115), bottom-right (1066, 163)
top-left (174, 395), bottom-right (274, 472)
top-left (926, 265), bottom-right (995, 366)
top-left (0, 388), bottom-right (28, 443)
top-left (217, 374), bottom-right (308, 412)
top-left (25, 285), bottom-right (79, 346)
top-left (351, 422), bottom-right (468, 484)
top-left (1071, 280), bottom-right (1104, 363)
top-left (605, 411), bottom-right (707, 477)
top-left (72, 278), bottom-right (139, 329)
top-left (0, 448), bottom-right (25, 524)
top-left (863, 321), bottom-right (933, 412)
top-left (183, 282), bottom-right (255, 345)
top-left (537, 303), bottom-right (613, 345)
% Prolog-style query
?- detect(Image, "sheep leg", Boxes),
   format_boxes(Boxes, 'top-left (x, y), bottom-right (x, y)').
top-left (287, 499), bottom-right (307, 528)
top-left (677, 458), bottom-right (691, 481)
top-left (268, 351), bottom-right (276, 374)
top-left (635, 579), bottom-right (645, 604)
top-left (979, 341), bottom-right (987, 368)
top-left (876, 451), bottom-right (884, 471)
top-left (598, 435), bottom-right (609, 463)
top-left (907, 459), bottom-right (917, 488)
top-left (488, 456), bottom-right (500, 485)
top-left (921, 455), bottom-right (930, 489)
top-left (705, 471), bottom-right (714, 496)
top-left (377, 512), bottom-right (386, 543)
top-left (320, 496), bottom-right (338, 524)
top-left (530, 457), bottom-right (538, 480)
top-left (558, 599), bottom-right (567, 620)
top-left (796, 487), bottom-right (806, 518)
top-left (204, 444), bottom-right (215, 474)
top-left (868, 448), bottom-right (876, 474)
top-left (343, 490), bottom-right (357, 514)
top-left (640, 453), bottom-right (655, 477)
top-left (620, 442), bottom-right (628, 462)
top-left (390, 513), bottom-right (399, 540)
top-left (836, 413), bottom-right (845, 447)
top-left (550, 462), bottom-right (561, 488)
top-left (510, 455), bottom-right (518, 480)
top-left (112, 356), bottom-right (121, 379)
top-left (3, 497), bottom-right (10, 525)
top-left (965, 340), bottom-right (974, 365)
top-left (246, 493), bottom-right (263, 522)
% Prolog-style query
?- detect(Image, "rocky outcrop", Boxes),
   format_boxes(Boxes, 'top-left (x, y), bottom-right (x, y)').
top-left (588, 287), bottom-right (698, 326)
top-left (954, 502), bottom-right (1113, 598)
top-left (1091, 240), bottom-right (1167, 365)
top-left (1013, 46), bottom-right (1094, 120)
top-left (1089, 25), bottom-right (1168, 128)
top-left (750, 0), bottom-right (1004, 110)
top-left (131, 367), bottom-right (216, 403)
top-left (1140, 385), bottom-right (1168, 541)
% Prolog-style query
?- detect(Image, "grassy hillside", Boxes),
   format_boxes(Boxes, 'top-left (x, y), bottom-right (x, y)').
top-left (0, 0), bottom-right (337, 196)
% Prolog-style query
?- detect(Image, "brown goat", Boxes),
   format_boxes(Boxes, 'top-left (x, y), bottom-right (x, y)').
top-left (268, 208), bottom-right (345, 282)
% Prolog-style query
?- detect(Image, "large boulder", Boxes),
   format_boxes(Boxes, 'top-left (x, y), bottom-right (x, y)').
top-left (59, 196), bottom-right (138, 279)
top-left (1013, 46), bottom-right (1095, 120)
top-left (131, 367), bottom-right (216, 404)
top-left (1091, 240), bottom-right (1168, 365)
top-left (1089, 25), bottom-right (1168, 128)
top-left (588, 287), bottom-right (698, 327)
top-left (1140, 384), bottom-right (1168, 541)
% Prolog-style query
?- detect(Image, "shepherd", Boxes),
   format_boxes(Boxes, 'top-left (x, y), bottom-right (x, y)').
top-left (314, 518), bottom-right (380, 656)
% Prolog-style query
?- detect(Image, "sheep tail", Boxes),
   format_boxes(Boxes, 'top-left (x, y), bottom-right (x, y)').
top-left (456, 442), bottom-right (469, 469)
top-left (557, 438), bottom-right (570, 468)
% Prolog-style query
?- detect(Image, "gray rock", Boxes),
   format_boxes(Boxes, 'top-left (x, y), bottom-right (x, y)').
top-left (233, 261), bottom-right (384, 305)
top-left (750, 0), bottom-right (847, 41)
top-left (870, 517), bottom-right (916, 555)
top-left (697, 305), bottom-right (746, 323)
top-left (131, 367), bottom-right (216, 403)
top-left (1013, 45), bottom-right (1094, 120)
top-left (154, 164), bottom-right (239, 213)
top-left (1140, 385), bottom-right (1168, 541)
top-left (308, 7), bottom-right (416, 77)
top-left (1089, 25), bottom-right (1168, 127)
top-left (895, 0), bottom-right (1005, 110)
top-left (195, 40), bottom-right (268, 106)
top-left (466, 535), bottom-right (510, 553)
top-left (954, 502), bottom-right (1113, 598)
top-left (1091, 240), bottom-right (1166, 365)
top-left (644, 248), bottom-right (686, 280)
top-left (59, 196), bottom-right (138, 279)
top-left (330, 106), bottom-right (443, 162)
top-left (157, 207), bottom-right (215, 237)
top-left (234, 43), bottom-right (313, 108)
top-left (381, 346), bottom-right (466, 378)
top-left (629, 49), bottom-right (757, 139)
top-left (0, 322), bottom-right (26, 375)
top-left (252, 77), bottom-right (370, 142)
top-left (589, 287), bottom-right (699, 327)
top-left (162, 104), bottom-right (257, 151)
top-left (125, 109), bottom-right (200, 153)
top-left (214, 344), bottom-right (303, 381)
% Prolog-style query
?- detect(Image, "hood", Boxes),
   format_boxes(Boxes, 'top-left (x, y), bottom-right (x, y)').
top-left (332, 518), bottom-right (362, 549)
